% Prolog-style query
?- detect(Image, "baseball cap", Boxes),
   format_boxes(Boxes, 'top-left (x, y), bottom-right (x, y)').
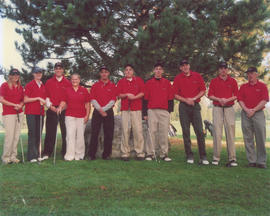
top-left (32, 67), bottom-right (44, 74)
top-left (99, 66), bottom-right (109, 72)
top-left (9, 68), bottom-right (20, 75)
top-left (54, 62), bottom-right (63, 68)
top-left (180, 59), bottom-right (189, 66)
top-left (219, 62), bottom-right (228, 68)
top-left (245, 67), bottom-right (257, 73)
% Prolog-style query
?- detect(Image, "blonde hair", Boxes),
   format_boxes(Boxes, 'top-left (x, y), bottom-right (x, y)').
top-left (7, 74), bottom-right (21, 89)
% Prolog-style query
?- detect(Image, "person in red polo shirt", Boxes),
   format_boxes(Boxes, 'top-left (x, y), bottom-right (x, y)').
top-left (0, 69), bottom-right (24, 164)
top-left (144, 63), bottom-right (174, 162)
top-left (117, 64), bottom-right (145, 161)
top-left (87, 66), bottom-right (117, 160)
top-left (238, 67), bottom-right (269, 169)
top-left (42, 62), bottom-right (71, 160)
top-left (208, 62), bottom-right (238, 167)
top-left (173, 59), bottom-right (209, 165)
top-left (24, 67), bottom-right (46, 163)
top-left (58, 73), bottom-right (90, 161)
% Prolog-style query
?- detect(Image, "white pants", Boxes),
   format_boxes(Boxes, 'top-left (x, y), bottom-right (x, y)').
top-left (65, 116), bottom-right (85, 160)
top-left (2, 113), bottom-right (23, 163)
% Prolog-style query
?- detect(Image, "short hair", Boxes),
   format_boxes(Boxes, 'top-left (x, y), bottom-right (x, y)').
top-left (154, 62), bottom-right (164, 68)
top-left (71, 73), bottom-right (81, 79)
top-left (124, 64), bottom-right (134, 70)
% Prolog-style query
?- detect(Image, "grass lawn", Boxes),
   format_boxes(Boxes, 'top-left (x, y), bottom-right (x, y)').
top-left (0, 133), bottom-right (270, 216)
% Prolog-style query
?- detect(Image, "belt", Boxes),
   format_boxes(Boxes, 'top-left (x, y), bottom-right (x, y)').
top-left (214, 105), bottom-right (233, 108)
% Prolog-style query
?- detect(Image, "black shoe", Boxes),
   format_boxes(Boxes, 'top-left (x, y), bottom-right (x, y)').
top-left (121, 157), bottom-right (130, 162)
top-left (86, 156), bottom-right (96, 161)
top-left (257, 164), bottom-right (267, 169)
top-left (103, 156), bottom-right (111, 160)
top-left (248, 163), bottom-right (256, 167)
top-left (135, 157), bottom-right (145, 161)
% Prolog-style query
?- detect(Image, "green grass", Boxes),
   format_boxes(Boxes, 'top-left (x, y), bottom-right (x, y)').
top-left (0, 134), bottom-right (270, 216)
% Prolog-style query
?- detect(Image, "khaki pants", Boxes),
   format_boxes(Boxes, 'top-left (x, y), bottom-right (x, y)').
top-left (2, 113), bottom-right (23, 163)
top-left (121, 110), bottom-right (145, 158)
top-left (147, 109), bottom-right (170, 158)
top-left (212, 106), bottom-right (236, 161)
top-left (65, 116), bottom-right (85, 160)
top-left (241, 110), bottom-right (267, 165)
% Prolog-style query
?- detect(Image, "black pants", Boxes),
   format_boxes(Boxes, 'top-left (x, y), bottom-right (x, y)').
top-left (43, 109), bottom-right (66, 157)
top-left (88, 109), bottom-right (114, 159)
top-left (179, 102), bottom-right (207, 160)
top-left (26, 114), bottom-right (44, 161)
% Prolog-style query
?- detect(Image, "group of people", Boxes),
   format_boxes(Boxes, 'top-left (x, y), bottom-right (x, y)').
top-left (0, 60), bottom-right (268, 169)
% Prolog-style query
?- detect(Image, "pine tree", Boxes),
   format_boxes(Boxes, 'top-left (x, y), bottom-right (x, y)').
top-left (0, 0), bottom-right (269, 84)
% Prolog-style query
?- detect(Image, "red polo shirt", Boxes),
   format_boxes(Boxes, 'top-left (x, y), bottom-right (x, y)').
top-left (117, 76), bottom-right (145, 111)
top-left (238, 80), bottom-right (269, 109)
top-left (0, 82), bottom-right (24, 115)
top-left (173, 71), bottom-right (206, 102)
top-left (45, 75), bottom-right (71, 106)
top-left (90, 80), bottom-right (117, 107)
top-left (63, 86), bottom-right (90, 118)
top-left (24, 80), bottom-right (47, 115)
top-left (144, 77), bottom-right (174, 110)
top-left (208, 75), bottom-right (238, 106)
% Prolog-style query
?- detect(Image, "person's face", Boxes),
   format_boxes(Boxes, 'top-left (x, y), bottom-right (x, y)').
top-left (10, 74), bottom-right (20, 83)
top-left (247, 71), bottom-right (258, 83)
top-left (154, 66), bottom-right (163, 78)
top-left (55, 67), bottom-right (64, 77)
top-left (33, 72), bottom-right (43, 80)
top-left (124, 66), bottom-right (134, 78)
top-left (71, 75), bottom-right (80, 87)
top-left (180, 63), bottom-right (190, 74)
top-left (218, 67), bottom-right (228, 77)
top-left (100, 69), bottom-right (110, 80)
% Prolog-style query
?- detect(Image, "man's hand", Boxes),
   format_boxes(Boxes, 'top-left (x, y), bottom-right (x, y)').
top-left (126, 93), bottom-right (136, 100)
top-left (14, 104), bottom-right (22, 110)
top-left (99, 108), bottom-right (107, 117)
top-left (246, 108), bottom-right (255, 118)
top-left (143, 116), bottom-right (148, 120)
top-left (50, 105), bottom-right (58, 113)
top-left (185, 98), bottom-right (195, 106)
top-left (39, 97), bottom-right (46, 106)
top-left (84, 116), bottom-right (89, 124)
top-left (219, 98), bottom-right (228, 106)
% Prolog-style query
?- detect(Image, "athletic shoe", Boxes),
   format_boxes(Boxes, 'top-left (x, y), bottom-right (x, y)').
top-left (187, 158), bottom-right (194, 164)
top-left (37, 157), bottom-right (44, 162)
top-left (248, 163), bottom-right (256, 167)
top-left (226, 160), bottom-right (238, 167)
top-left (121, 157), bottom-right (130, 162)
top-left (103, 156), bottom-right (112, 160)
top-left (75, 158), bottom-right (83, 161)
top-left (11, 158), bottom-right (20, 164)
top-left (145, 156), bottom-right (153, 161)
top-left (42, 155), bottom-right (49, 160)
top-left (212, 160), bottom-right (219, 166)
top-left (199, 159), bottom-right (209, 165)
top-left (161, 157), bottom-right (172, 162)
top-left (2, 159), bottom-right (12, 165)
top-left (257, 164), bottom-right (267, 169)
top-left (30, 159), bottom-right (38, 163)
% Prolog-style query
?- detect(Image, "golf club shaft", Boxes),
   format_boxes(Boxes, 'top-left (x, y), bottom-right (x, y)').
top-left (147, 123), bottom-right (158, 163)
top-left (17, 111), bottom-right (25, 163)
top-left (53, 114), bottom-right (59, 165)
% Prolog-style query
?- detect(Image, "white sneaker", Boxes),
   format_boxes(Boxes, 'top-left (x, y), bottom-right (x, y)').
top-left (30, 159), bottom-right (37, 163)
top-left (162, 157), bottom-right (172, 162)
top-left (145, 156), bottom-right (153, 161)
top-left (42, 155), bottom-right (49, 160)
top-left (187, 159), bottom-right (194, 164)
top-left (201, 159), bottom-right (209, 165)
top-left (212, 160), bottom-right (219, 166)
top-left (230, 161), bottom-right (238, 167)
top-left (38, 157), bottom-right (43, 162)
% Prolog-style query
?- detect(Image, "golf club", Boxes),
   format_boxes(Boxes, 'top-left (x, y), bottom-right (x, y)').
top-left (38, 105), bottom-right (43, 164)
top-left (17, 111), bottom-right (25, 163)
top-left (53, 114), bottom-right (59, 165)
top-left (146, 121), bottom-right (159, 163)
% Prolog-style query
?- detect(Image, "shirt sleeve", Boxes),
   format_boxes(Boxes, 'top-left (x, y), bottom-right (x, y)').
top-left (138, 78), bottom-right (145, 94)
top-left (232, 79), bottom-right (238, 97)
top-left (144, 81), bottom-right (150, 100)
top-left (116, 80), bottom-right (122, 96)
top-left (24, 83), bottom-right (32, 97)
top-left (237, 85), bottom-right (244, 102)
top-left (112, 84), bottom-right (117, 101)
top-left (168, 81), bottom-right (174, 100)
top-left (261, 84), bottom-right (269, 102)
top-left (0, 83), bottom-right (6, 97)
top-left (172, 76), bottom-right (180, 96)
top-left (198, 74), bottom-right (206, 91)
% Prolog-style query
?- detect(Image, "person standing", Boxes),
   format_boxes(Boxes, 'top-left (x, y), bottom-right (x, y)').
top-left (208, 62), bottom-right (238, 167)
top-left (58, 74), bottom-right (90, 161)
top-left (0, 69), bottom-right (24, 164)
top-left (24, 67), bottom-right (46, 163)
top-left (42, 62), bottom-right (71, 160)
top-left (88, 66), bottom-right (117, 160)
top-left (144, 63), bottom-right (174, 162)
top-left (238, 67), bottom-right (268, 169)
top-left (173, 59), bottom-right (209, 165)
top-left (117, 64), bottom-right (145, 161)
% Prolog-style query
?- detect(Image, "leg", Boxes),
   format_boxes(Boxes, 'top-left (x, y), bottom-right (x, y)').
top-left (131, 111), bottom-right (145, 158)
top-left (191, 103), bottom-right (207, 160)
top-left (75, 118), bottom-right (85, 160)
top-left (224, 107), bottom-right (236, 161)
top-left (26, 115), bottom-right (38, 161)
top-left (1, 115), bottom-right (17, 163)
top-left (179, 103), bottom-right (193, 159)
top-left (241, 111), bottom-right (256, 164)
top-left (212, 106), bottom-right (224, 162)
top-left (157, 110), bottom-right (170, 158)
top-left (147, 109), bottom-right (158, 157)
top-left (10, 113), bottom-right (24, 161)
top-left (102, 109), bottom-right (114, 159)
top-left (88, 109), bottom-right (102, 159)
top-left (253, 111), bottom-right (267, 165)
top-left (43, 109), bottom-right (58, 156)
top-left (59, 110), bottom-right (67, 156)
top-left (120, 111), bottom-right (131, 158)
top-left (64, 116), bottom-right (76, 160)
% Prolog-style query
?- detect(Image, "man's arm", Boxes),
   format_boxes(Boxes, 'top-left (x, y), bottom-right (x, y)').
top-left (102, 100), bottom-right (115, 111)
